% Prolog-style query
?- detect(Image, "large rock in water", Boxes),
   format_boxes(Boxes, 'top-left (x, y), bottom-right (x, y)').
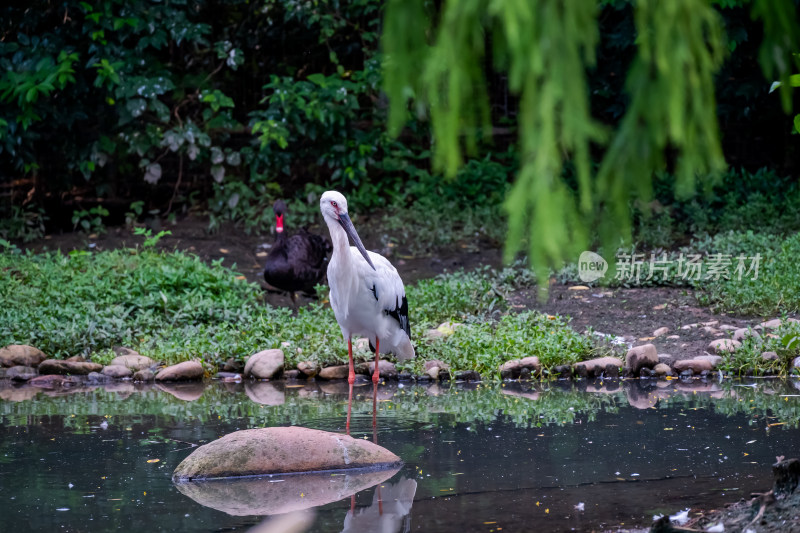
top-left (174, 467), bottom-right (401, 516)
top-left (102, 365), bottom-right (134, 378)
top-left (318, 365), bottom-right (349, 380)
top-left (0, 345), bottom-right (48, 367)
top-left (358, 360), bottom-right (398, 379)
top-left (673, 358), bottom-right (714, 374)
top-left (155, 361), bottom-right (204, 381)
top-left (499, 357), bottom-right (541, 379)
top-left (38, 359), bottom-right (102, 375)
top-left (625, 344), bottom-right (658, 376)
top-left (7, 366), bottom-right (38, 381)
top-left (172, 427), bottom-right (401, 481)
top-left (573, 357), bottom-right (623, 378)
top-left (244, 349), bottom-right (284, 380)
top-left (109, 352), bottom-right (154, 371)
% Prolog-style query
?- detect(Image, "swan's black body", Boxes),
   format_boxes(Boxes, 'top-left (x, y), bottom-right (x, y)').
top-left (263, 200), bottom-right (332, 298)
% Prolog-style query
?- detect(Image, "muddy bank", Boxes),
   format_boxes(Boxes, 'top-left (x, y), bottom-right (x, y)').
top-left (642, 458), bottom-right (800, 533)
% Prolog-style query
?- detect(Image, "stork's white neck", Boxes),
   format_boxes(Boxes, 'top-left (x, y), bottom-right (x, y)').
top-left (325, 217), bottom-right (352, 266)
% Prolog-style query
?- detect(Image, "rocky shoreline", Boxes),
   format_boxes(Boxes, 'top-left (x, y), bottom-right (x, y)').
top-left (1, 316), bottom-right (798, 387)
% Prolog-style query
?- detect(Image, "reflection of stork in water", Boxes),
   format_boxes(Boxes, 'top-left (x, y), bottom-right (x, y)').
top-left (340, 380), bottom-right (415, 532)
top-left (341, 477), bottom-right (418, 533)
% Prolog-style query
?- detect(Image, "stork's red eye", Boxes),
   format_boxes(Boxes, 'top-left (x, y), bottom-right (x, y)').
top-left (331, 201), bottom-right (338, 208)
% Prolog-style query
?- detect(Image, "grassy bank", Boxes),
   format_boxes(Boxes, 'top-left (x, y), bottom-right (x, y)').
top-left (0, 244), bottom-right (595, 376)
top-left (2, 224), bottom-right (799, 378)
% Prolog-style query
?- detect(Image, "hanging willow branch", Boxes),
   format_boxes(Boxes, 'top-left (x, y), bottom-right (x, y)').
top-left (595, 0), bottom-right (727, 251)
top-left (381, 0), bottom-right (800, 286)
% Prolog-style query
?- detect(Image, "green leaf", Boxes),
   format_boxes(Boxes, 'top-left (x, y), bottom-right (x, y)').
top-left (782, 333), bottom-right (800, 351)
top-left (149, 99), bottom-right (170, 122)
top-left (126, 98), bottom-right (147, 118)
top-left (307, 73), bottom-right (327, 87)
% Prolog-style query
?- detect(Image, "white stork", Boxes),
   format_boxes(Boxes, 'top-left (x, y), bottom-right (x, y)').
top-left (319, 191), bottom-right (415, 389)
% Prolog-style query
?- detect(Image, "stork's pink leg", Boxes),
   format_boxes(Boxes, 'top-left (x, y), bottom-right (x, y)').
top-left (372, 380), bottom-right (378, 432)
top-left (347, 336), bottom-right (355, 384)
top-left (346, 380), bottom-right (353, 435)
top-left (346, 335), bottom-right (354, 435)
top-left (372, 380), bottom-right (383, 516)
top-left (372, 336), bottom-right (380, 384)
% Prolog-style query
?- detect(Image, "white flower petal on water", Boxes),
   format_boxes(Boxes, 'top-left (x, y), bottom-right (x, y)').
top-left (669, 508), bottom-right (690, 525)
top-left (707, 523), bottom-right (724, 532)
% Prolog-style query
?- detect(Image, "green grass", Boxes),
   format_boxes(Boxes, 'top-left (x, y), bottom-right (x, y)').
top-left (0, 248), bottom-right (261, 360)
top-left (700, 232), bottom-right (800, 316)
top-left (419, 311), bottom-right (598, 377)
top-left (0, 247), bottom-right (595, 376)
top-left (555, 230), bottom-right (800, 318)
top-left (715, 321), bottom-right (800, 377)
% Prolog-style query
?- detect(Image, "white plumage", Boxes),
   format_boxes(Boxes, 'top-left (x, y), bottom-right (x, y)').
top-left (319, 191), bottom-right (414, 386)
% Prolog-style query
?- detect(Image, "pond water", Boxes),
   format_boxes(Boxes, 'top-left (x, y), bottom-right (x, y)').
top-left (1, 377), bottom-right (800, 533)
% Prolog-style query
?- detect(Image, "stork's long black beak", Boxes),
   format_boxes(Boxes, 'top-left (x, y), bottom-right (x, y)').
top-left (337, 212), bottom-right (376, 270)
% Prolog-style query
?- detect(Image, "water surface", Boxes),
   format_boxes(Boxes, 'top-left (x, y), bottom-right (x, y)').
top-left (1, 378), bottom-right (799, 532)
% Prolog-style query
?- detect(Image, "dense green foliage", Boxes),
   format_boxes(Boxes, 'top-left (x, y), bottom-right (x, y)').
top-left (0, 245), bottom-right (594, 375)
top-left (0, 0), bottom-right (421, 231)
top-left (636, 168), bottom-right (800, 248)
top-left (2, 0), bottom-right (799, 259)
top-left (383, 0), bottom-right (800, 282)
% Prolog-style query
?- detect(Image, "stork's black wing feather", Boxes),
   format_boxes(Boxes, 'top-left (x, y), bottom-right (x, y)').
top-left (369, 295), bottom-right (410, 354)
top-left (386, 295), bottom-right (410, 337)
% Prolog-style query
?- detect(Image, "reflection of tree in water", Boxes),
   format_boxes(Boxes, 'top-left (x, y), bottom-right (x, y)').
top-left (342, 477), bottom-right (417, 533)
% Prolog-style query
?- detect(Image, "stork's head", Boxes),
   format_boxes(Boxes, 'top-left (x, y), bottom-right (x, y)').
top-left (319, 190), bottom-right (348, 220)
top-left (320, 190), bottom-right (375, 270)
top-left (272, 199), bottom-right (287, 233)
